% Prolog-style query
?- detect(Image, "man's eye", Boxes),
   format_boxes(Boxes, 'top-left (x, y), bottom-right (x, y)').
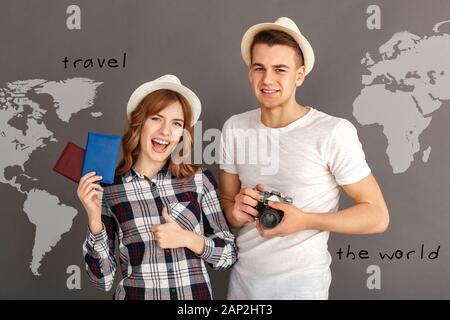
top-left (254, 67), bottom-right (264, 72)
top-left (275, 69), bottom-right (286, 73)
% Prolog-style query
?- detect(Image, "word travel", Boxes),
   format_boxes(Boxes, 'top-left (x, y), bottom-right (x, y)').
top-left (62, 52), bottom-right (127, 69)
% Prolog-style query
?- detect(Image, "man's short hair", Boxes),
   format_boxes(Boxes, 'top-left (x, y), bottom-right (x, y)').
top-left (250, 30), bottom-right (304, 67)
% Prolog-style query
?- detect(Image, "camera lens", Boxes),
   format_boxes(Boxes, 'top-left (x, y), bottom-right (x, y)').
top-left (259, 207), bottom-right (282, 229)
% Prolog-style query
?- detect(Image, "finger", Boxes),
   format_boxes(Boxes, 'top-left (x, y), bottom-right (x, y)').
top-left (267, 200), bottom-right (284, 210)
top-left (80, 182), bottom-right (104, 199)
top-left (79, 171), bottom-right (96, 184)
top-left (239, 212), bottom-right (256, 223)
top-left (83, 175), bottom-right (104, 187)
top-left (255, 183), bottom-right (265, 192)
top-left (88, 181), bottom-right (104, 193)
top-left (256, 220), bottom-right (274, 238)
top-left (81, 179), bottom-right (104, 196)
top-left (158, 241), bottom-right (167, 249)
top-left (241, 195), bottom-right (258, 207)
top-left (232, 208), bottom-right (254, 223)
top-left (79, 175), bottom-right (103, 193)
top-left (78, 172), bottom-right (95, 193)
top-left (161, 207), bottom-right (174, 223)
top-left (85, 189), bottom-right (101, 204)
top-left (240, 187), bottom-right (260, 200)
top-left (238, 204), bottom-right (259, 217)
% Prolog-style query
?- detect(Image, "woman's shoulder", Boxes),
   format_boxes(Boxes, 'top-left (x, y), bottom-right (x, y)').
top-left (194, 167), bottom-right (218, 189)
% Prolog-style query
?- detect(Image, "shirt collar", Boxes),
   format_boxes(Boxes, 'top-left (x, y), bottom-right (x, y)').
top-left (124, 162), bottom-right (171, 183)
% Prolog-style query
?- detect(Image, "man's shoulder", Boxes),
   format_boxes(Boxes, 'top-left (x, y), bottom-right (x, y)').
top-left (223, 108), bottom-right (260, 129)
top-left (310, 108), bottom-right (355, 132)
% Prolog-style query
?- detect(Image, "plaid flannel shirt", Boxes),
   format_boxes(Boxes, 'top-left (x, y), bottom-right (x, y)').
top-left (83, 165), bottom-right (237, 300)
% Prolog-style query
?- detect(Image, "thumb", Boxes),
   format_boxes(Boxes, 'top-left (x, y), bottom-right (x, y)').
top-left (255, 184), bottom-right (265, 192)
top-left (267, 200), bottom-right (284, 210)
top-left (162, 207), bottom-right (175, 223)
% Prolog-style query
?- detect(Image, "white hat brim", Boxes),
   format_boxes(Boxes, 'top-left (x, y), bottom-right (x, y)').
top-left (126, 77), bottom-right (201, 126)
top-left (241, 22), bottom-right (315, 75)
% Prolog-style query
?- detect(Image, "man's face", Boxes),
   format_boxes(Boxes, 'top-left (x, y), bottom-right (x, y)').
top-left (249, 44), bottom-right (305, 109)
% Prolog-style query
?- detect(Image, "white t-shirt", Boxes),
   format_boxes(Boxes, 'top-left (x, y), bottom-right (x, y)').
top-left (220, 107), bottom-right (371, 299)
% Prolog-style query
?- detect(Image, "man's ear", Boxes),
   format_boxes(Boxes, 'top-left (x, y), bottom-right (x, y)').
top-left (295, 65), bottom-right (306, 87)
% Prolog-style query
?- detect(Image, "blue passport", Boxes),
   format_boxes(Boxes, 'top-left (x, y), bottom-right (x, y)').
top-left (81, 132), bottom-right (121, 184)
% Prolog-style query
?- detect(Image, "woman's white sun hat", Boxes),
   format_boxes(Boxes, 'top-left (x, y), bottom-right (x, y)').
top-left (241, 17), bottom-right (315, 75)
top-left (126, 74), bottom-right (201, 126)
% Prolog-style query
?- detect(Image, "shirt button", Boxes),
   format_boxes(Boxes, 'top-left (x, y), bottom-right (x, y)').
top-left (168, 268), bottom-right (173, 273)
top-left (170, 288), bottom-right (176, 293)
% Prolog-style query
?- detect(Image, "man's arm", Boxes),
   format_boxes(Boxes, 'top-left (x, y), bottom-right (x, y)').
top-left (219, 170), bottom-right (259, 229)
top-left (308, 173), bottom-right (389, 234)
top-left (256, 174), bottom-right (389, 237)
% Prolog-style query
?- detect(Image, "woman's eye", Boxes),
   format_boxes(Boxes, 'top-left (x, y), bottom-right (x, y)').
top-left (151, 116), bottom-right (161, 121)
top-left (173, 122), bottom-right (183, 127)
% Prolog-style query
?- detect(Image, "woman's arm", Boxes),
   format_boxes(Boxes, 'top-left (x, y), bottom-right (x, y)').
top-left (82, 203), bottom-right (118, 291)
top-left (198, 169), bottom-right (238, 270)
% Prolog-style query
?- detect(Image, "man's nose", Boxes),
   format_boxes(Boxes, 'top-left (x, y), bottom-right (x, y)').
top-left (262, 70), bottom-right (273, 85)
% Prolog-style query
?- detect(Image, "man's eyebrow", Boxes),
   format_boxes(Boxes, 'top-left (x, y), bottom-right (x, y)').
top-left (250, 63), bottom-right (290, 69)
top-left (273, 64), bottom-right (290, 69)
top-left (251, 63), bottom-right (265, 67)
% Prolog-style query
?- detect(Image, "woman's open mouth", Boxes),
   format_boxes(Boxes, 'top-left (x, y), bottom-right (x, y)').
top-left (151, 138), bottom-right (170, 153)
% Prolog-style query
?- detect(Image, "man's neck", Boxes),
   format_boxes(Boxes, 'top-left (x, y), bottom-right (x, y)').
top-left (260, 100), bottom-right (310, 128)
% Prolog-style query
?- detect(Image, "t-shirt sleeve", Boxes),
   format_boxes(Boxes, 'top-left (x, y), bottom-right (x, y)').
top-left (325, 119), bottom-right (371, 185)
top-left (219, 117), bottom-right (238, 174)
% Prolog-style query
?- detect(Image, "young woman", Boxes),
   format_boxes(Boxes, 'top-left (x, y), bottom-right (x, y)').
top-left (77, 74), bottom-right (237, 300)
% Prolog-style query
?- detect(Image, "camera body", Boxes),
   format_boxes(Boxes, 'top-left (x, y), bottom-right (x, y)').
top-left (255, 189), bottom-right (293, 229)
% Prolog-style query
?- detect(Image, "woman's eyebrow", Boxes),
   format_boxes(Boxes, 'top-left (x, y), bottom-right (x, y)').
top-left (155, 114), bottom-right (184, 122)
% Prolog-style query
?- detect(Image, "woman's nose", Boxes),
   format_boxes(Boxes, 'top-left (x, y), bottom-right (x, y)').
top-left (159, 121), bottom-right (171, 136)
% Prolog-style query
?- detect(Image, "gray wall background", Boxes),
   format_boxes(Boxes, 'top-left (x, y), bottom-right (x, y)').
top-left (1, 0), bottom-right (449, 299)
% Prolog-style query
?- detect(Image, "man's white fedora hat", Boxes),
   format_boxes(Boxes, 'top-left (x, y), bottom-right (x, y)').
top-left (241, 17), bottom-right (315, 75)
top-left (126, 74), bottom-right (201, 126)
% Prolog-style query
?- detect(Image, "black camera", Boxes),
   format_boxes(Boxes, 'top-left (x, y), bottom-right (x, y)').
top-left (254, 189), bottom-right (293, 229)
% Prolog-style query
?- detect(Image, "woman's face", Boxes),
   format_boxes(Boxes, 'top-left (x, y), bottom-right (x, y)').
top-left (139, 100), bottom-right (185, 164)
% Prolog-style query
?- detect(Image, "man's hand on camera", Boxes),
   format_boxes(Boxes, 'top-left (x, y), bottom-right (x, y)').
top-left (231, 184), bottom-right (264, 225)
top-left (255, 201), bottom-right (310, 238)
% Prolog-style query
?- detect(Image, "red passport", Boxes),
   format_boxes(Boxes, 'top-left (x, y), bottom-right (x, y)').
top-left (53, 142), bottom-right (85, 183)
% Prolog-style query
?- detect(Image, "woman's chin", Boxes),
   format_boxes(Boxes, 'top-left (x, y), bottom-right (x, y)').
top-left (149, 153), bottom-right (169, 163)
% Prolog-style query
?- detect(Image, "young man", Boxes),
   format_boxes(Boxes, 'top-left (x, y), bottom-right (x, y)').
top-left (219, 17), bottom-right (389, 299)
